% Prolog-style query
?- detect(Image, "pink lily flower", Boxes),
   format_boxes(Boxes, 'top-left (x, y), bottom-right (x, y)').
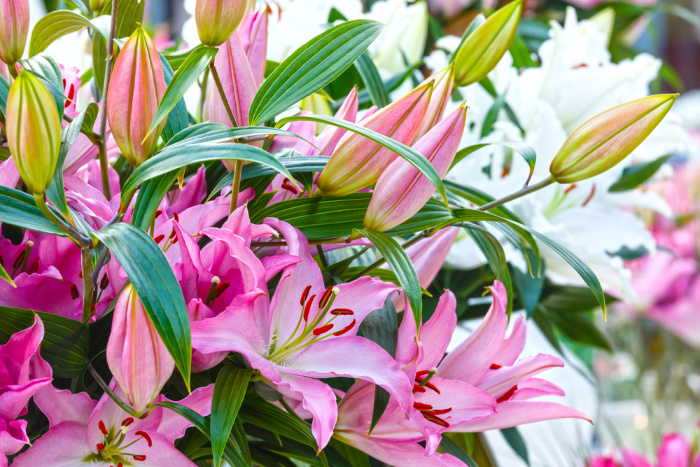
top-left (435, 281), bottom-right (591, 432)
top-left (238, 8), bottom-right (268, 86)
top-left (317, 81), bottom-right (434, 197)
top-left (365, 104), bottom-right (467, 232)
top-left (190, 218), bottom-right (413, 449)
top-left (333, 381), bottom-right (467, 467)
top-left (413, 66), bottom-right (455, 143)
top-left (14, 356), bottom-right (214, 467)
top-left (0, 315), bottom-right (51, 465)
top-left (657, 433), bottom-right (700, 467)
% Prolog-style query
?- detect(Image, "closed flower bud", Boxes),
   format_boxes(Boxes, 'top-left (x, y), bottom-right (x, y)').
top-left (453, 0), bottom-right (522, 87)
top-left (107, 26), bottom-right (167, 167)
top-left (195, 0), bottom-right (251, 47)
top-left (89, 0), bottom-right (108, 12)
top-left (550, 94), bottom-right (678, 184)
top-left (107, 285), bottom-right (175, 414)
top-left (0, 0), bottom-right (29, 65)
top-left (238, 9), bottom-right (268, 85)
top-left (365, 104), bottom-right (467, 231)
top-left (413, 65), bottom-right (454, 143)
top-left (5, 71), bottom-right (61, 194)
top-left (317, 81), bottom-right (434, 197)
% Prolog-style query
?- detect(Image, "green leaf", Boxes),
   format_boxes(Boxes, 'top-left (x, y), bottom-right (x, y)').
top-left (450, 141), bottom-right (536, 185)
top-left (146, 45), bottom-right (218, 138)
top-left (356, 229), bottom-right (422, 329)
top-left (19, 55), bottom-right (65, 119)
top-left (164, 122), bottom-right (228, 147)
top-left (93, 223), bottom-right (191, 388)
top-left (501, 427), bottom-right (529, 466)
top-left (541, 286), bottom-right (616, 313)
top-left (360, 297), bottom-right (398, 433)
top-left (609, 154), bottom-right (671, 192)
top-left (29, 11), bottom-right (111, 56)
top-left (467, 228), bottom-right (514, 317)
top-left (121, 143), bottom-right (296, 199)
top-left (158, 51), bottom-right (190, 143)
top-left (249, 20), bottom-right (382, 125)
top-left (210, 154), bottom-right (329, 200)
top-left (131, 174), bottom-right (177, 231)
top-left (166, 126), bottom-right (310, 149)
top-left (355, 52), bottom-right (390, 108)
top-left (543, 309), bottom-right (612, 351)
top-left (439, 437), bottom-right (478, 467)
top-left (481, 88), bottom-right (508, 138)
top-left (0, 306), bottom-right (89, 377)
top-left (211, 367), bottom-right (253, 467)
top-left (0, 263), bottom-right (13, 287)
top-left (0, 74), bottom-right (10, 114)
top-left (277, 114), bottom-right (449, 204)
top-left (47, 107), bottom-right (88, 217)
top-left (79, 102), bottom-right (100, 135)
top-left (512, 251), bottom-right (544, 317)
top-left (65, 0), bottom-right (89, 15)
top-left (0, 186), bottom-right (67, 236)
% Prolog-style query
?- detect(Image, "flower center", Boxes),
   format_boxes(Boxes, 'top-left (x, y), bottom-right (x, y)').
top-left (413, 401), bottom-right (452, 428)
top-left (83, 417), bottom-right (151, 465)
top-left (268, 284), bottom-right (356, 362)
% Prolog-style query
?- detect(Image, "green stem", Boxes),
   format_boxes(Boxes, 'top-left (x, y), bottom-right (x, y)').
top-left (208, 60), bottom-right (238, 127)
top-left (81, 247), bottom-right (94, 324)
top-left (33, 193), bottom-right (91, 247)
top-left (7, 62), bottom-right (18, 80)
top-left (88, 364), bottom-right (143, 418)
top-left (477, 176), bottom-right (555, 212)
top-left (96, 0), bottom-right (119, 200)
top-left (229, 160), bottom-right (243, 214)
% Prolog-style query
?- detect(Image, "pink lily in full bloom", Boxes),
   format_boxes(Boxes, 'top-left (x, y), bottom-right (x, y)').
top-left (587, 431), bottom-right (700, 467)
top-left (0, 315), bottom-right (51, 465)
top-left (317, 81), bottom-right (434, 197)
top-left (190, 218), bottom-right (413, 449)
top-left (107, 285), bottom-right (175, 414)
top-left (434, 281), bottom-right (591, 432)
top-left (365, 104), bottom-right (467, 232)
top-left (13, 356), bottom-right (214, 467)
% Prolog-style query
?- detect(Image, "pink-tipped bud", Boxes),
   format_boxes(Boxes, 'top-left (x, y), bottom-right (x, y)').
top-left (238, 8), bottom-right (268, 85)
top-left (6, 71), bottom-right (61, 194)
top-left (195, 0), bottom-right (252, 47)
top-left (107, 26), bottom-right (167, 167)
top-left (317, 81), bottom-right (434, 197)
top-left (107, 285), bottom-right (175, 414)
top-left (364, 104), bottom-right (467, 232)
top-left (0, 0), bottom-right (29, 65)
top-left (413, 65), bottom-right (454, 143)
top-left (315, 86), bottom-right (359, 155)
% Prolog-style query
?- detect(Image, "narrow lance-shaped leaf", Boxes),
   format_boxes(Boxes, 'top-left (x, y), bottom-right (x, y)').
top-left (249, 20), bottom-right (383, 125)
top-left (356, 228), bottom-right (422, 329)
top-left (0, 186), bottom-right (67, 236)
top-left (93, 223), bottom-right (192, 389)
top-left (277, 114), bottom-right (449, 206)
top-left (0, 263), bottom-right (14, 287)
top-left (211, 367), bottom-right (253, 467)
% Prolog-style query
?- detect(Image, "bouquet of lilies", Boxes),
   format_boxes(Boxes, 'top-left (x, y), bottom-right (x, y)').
top-left (0, 0), bottom-right (684, 465)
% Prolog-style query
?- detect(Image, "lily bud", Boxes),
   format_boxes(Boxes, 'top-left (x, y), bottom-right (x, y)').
top-left (364, 103), bottom-right (467, 231)
top-left (238, 9), bottom-right (268, 85)
top-left (195, 0), bottom-right (251, 47)
top-left (107, 285), bottom-right (175, 414)
top-left (89, 0), bottom-right (108, 12)
top-left (0, 0), bottom-right (29, 65)
top-left (317, 81), bottom-right (434, 197)
top-left (413, 65), bottom-right (454, 143)
top-left (550, 94), bottom-right (677, 184)
top-left (453, 0), bottom-right (522, 87)
top-left (107, 26), bottom-right (166, 167)
top-left (5, 71), bottom-right (61, 194)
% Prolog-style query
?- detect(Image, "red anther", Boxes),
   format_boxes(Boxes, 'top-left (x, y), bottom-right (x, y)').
top-left (424, 381), bottom-right (440, 394)
top-left (155, 210), bottom-right (163, 218)
top-left (70, 284), bottom-right (79, 300)
top-left (430, 408), bottom-right (452, 415)
top-left (121, 417), bottom-right (134, 426)
top-left (13, 250), bottom-right (25, 269)
top-left (27, 260), bottom-right (39, 275)
top-left (333, 319), bottom-right (356, 336)
top-left (490, 363), bottom-right (502, 369)
top-left (415, 370), bottom-right (430, 377)
top-left (312, 323), bottom-right (334, 336)
top-left (281, 181), bottom-right (298, 195)
top-left (497, 385), bottom-right (518, 403)
top-left (330, 308), bottom-right (353, 316)
top-left (212, 282), bottom-right (230, 300)
top-left (564, 184), bottom-right (577, 195)
top-left (319, 286), bottom-right (334, 308)
top-left (173, 212), bottom-right (179, 223)
top-left (96, 443), bottom-right (104, 451)
top-left (168, 229), bottom-right (176, 240)
top-left (303, 294), bottom-right (316, 321)
top-left (423, 413), bottom-right (450, 427)
top-left (78, 271), bottom-right (83, 278)
top-left (300, 285), bottom-right (312, 306)
top-left (500, 164), bottom-right (511, 178)
top-left (133, 455), bottom-right (147, 461)
top-left (582, 185), bottom-right (596, 207)
top-left (413, 402), bottom-right (434, 411)
top-left (153, 234), bottom-right (165, 244)
top-left (171, 236), bottom-right (179, 244)
top-left (100, 274), bottom-right (110, 290)
top-left (135, 431), bottom-right (152, 447)
top-left (573, 63), bottom-right (588, 69)
top-left (412, 384), bottom-right (426, 393)
top-left (98, 420), bottom-right (108, 435)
